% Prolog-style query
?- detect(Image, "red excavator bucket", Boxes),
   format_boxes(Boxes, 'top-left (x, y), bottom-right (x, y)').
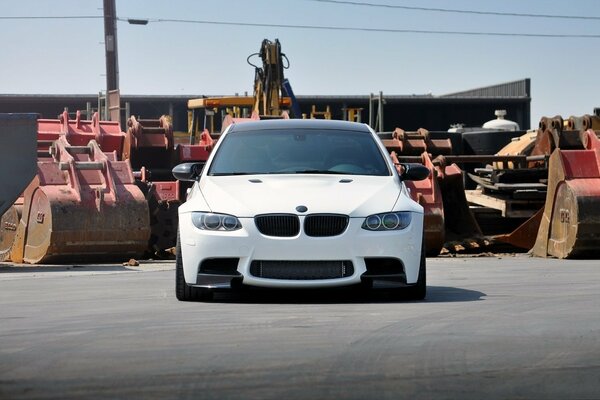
top-left (435, 159), bottom-right (483, 248)
top-left (10, 136), bottom-right (149, 264)
top-left (398, 152), bottom-right (446, 256)
top-left (386, 128), bottom-right (481, 255)
top-left (124, 115), bottom-right (179, 253)
top-left (532, 129), bottom-right (600, 258)
top-left (493, 115), bottom-right (600, 257)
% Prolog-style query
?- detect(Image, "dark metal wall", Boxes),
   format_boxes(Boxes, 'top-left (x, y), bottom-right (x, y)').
top-left (301, 97), bottom-right (530, 131)
top-left (0, 92), bottom-right (531, 133)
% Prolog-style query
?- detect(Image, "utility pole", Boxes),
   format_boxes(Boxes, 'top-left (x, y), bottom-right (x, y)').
top-left (103, 0), bottom-right (119, 92)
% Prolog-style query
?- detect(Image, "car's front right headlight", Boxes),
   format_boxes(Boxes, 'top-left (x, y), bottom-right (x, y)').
top-left (191, 212), bottom-right (242, 231)
top-left (362, 212), bottom-right (412, 231)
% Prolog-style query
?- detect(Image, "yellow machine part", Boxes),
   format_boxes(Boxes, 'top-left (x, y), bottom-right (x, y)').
top-left (493, 130), bottom-right (538, 169)
top-left (0, 205), bottom-right (20, 261)
top-left (565, 115), bottom-right (600, 131)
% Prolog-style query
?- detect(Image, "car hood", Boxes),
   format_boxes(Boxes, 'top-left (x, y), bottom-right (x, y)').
top-left (192, 174), bottom-right (413, 217)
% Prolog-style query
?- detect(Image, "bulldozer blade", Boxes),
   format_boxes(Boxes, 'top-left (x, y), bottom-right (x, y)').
top-left (533, 130), bottom-right (600, 258)
top-left (0, 114), bottom-right (37, 217)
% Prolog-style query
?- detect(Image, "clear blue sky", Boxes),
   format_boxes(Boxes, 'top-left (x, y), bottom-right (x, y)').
top-left (2, 0), bottom-right (598, 128)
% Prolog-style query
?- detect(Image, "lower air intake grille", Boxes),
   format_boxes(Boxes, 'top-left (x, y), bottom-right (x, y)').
top-left (250, 260), bottom-right (354, 280)
top-left (255, 214), bottom-right (300, 237)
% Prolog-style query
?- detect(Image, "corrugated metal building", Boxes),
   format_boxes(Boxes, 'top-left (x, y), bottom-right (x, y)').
top-left (0, 78), bottom-right (530, 132)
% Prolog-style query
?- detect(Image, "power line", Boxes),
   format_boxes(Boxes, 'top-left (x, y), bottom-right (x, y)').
top-left (0, 15), bottom-right (103, 20)
top-left (1, 15), bottom-right (598, 38)
top-left (309, 0), bottom-right (600, 21)
top-left (135, 18), bottom-right (600, 38)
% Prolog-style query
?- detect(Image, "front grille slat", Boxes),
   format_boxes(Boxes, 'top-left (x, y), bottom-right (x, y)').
top-left (255, 213), bottom-right (348, 237)
top-left (304, 214), bottom-right (349, 237)
top-left (250, 260), bottom-right (354, 280)
top-left (255, 214), bottom-right (300, 237)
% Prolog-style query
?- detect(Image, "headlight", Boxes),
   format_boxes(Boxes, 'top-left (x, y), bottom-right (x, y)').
top-left (191, 212), bottom-right (242, 231)
top-left (362, 212), bottom-right (411, 231)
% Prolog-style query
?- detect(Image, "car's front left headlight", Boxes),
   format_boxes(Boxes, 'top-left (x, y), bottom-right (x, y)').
top-left (362, 212), bottom-right (412, 231)
top-left (191, 212), bottom-right (242, 231)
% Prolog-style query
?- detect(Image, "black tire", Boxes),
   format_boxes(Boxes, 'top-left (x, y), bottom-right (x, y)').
top-left (175, 230), bottom-right (213, 302)
top-left (403, 240), bottom-right (427, 300)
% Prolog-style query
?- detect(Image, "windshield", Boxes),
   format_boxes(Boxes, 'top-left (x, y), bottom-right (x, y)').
top-left (208, 128), bottom-right (390, 176)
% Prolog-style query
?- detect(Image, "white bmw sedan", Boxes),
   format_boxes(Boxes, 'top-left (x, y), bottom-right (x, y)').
top-left (172, 119), bottom-right (429, 301)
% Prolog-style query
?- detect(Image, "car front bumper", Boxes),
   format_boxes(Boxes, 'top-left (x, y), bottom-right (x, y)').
top-left (179, 213), bottom-right (424, 289)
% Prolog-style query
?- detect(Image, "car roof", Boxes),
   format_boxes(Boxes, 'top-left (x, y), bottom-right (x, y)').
top-left (226, 119), bottom-right (372, 133)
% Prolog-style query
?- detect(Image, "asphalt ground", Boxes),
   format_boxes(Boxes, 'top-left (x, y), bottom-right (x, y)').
top-left (1, 255), bottom-right (599, 400)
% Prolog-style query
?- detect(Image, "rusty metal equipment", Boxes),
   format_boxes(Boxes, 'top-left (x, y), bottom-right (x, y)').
top-left (1, 112), bottom-right (150, 264)
top-left (532, 123), bottom-right (600, 258)
top-left (38, 110), bottom-right (124, 155)
top-left (474, 114), bottom-right (600, 258)
top-left (122, 115), bottom-right (179, 253)
top-left (124, 115), bottom-right (174, 176)
top-left (381, 128), bottom-right (453, 156)
top-left (468, 126), bottom-right (551, 249)
top-left (122, 114), bottom-right (217, 253)
top-left (467, 156), bottom-right (548, 228)
top-left (105, 39), bottom-right (295, 255)
top-left (10, 135), bottom-right (149, 263)
top-left (382, 128), bottom-right (482, 255)
top-left (391, 151), bottom-right (444, 255)
top-left (0, 114), bottom-right (38, 261)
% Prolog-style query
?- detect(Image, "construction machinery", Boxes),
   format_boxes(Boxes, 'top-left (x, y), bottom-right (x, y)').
top-left (533, 125), bottom-right (600, 258)
top-left (123, 114), bottom-right (215, 254)
top-left (126, 39), bottom-right (295, 254)
top-left (465, 129), bottom-right (547, 239)
top-left (0, 109), bottom-right (220, 264)
top-left (123, 115), bottom-right (179, 253)
top-left (470, 114), bottom-right (600, 258)
top-left (188, 38), bottom-right (295, 142)
top-left (0, 38), bottom-right (298, 264)
top-left (248, 38), bottom-right (288, 118)
top-left (10, 37), bottom-right (598, 263)
top-left (1, 111), bottom-right (150, 264)
top-left (378, 128), bottom-right (483, 255)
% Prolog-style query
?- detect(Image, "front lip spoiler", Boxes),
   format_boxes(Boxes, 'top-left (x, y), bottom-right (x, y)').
top-left (193, 273), bottom-right (415, 290)
top-left (361, 273), bottom-right (410, 289)
top-left (193, 273), bottom-right (243, 289)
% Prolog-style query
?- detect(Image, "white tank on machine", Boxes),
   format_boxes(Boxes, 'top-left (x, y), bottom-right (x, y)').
top-left (482, 110), bottom-right (520, 131)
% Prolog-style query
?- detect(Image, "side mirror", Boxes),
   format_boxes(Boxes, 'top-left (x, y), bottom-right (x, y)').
top-left (400, 163), bottom-right (430, 181)
top-left (172, 162), bottom-right (205, 181)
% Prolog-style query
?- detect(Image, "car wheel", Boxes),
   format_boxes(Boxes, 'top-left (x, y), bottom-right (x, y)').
top-left (403, 240), bottom-right (427, 300)
top-left (175, 230), bottom-right (213, 302)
